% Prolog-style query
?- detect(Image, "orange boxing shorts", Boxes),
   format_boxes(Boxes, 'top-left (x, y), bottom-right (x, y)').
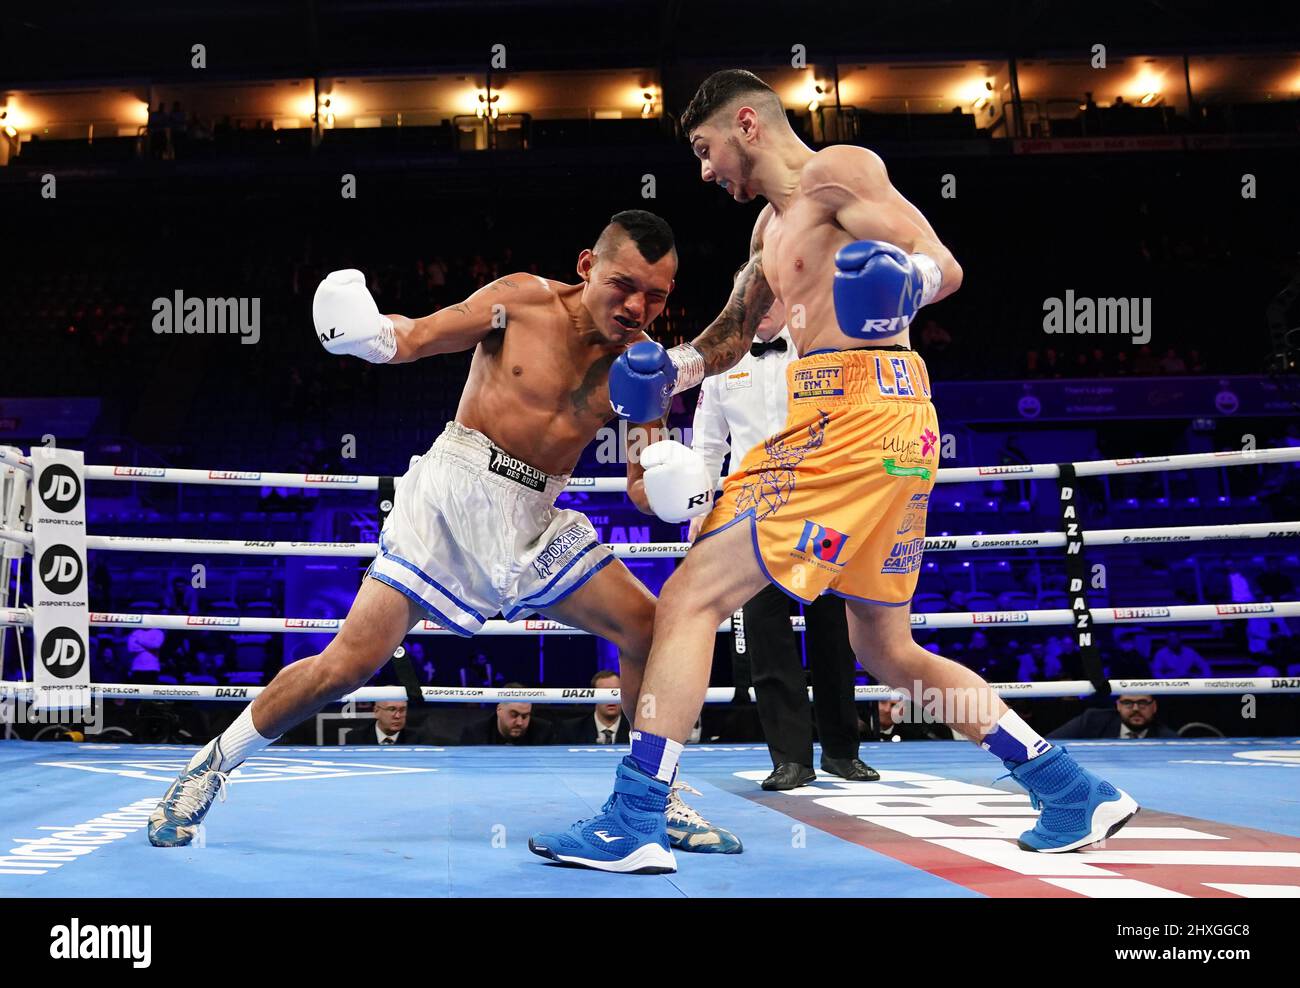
top-left (697, 347), bottom-right (939, 606)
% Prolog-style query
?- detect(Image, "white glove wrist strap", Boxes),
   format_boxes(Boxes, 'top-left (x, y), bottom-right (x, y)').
top-left (365, 316), bottom-right (398, 364)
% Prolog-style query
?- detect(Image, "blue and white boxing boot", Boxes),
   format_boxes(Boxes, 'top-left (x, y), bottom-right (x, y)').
top-left (1004, 745), bottom-right (1139, 852)
top-left (147, 741), bottom-right (231, 847)
top-left (529, 758), bottom-right (676, 873)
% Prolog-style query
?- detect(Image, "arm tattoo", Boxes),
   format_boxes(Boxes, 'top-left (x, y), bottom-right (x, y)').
top-left (688, 256), bottom-right (775, 376)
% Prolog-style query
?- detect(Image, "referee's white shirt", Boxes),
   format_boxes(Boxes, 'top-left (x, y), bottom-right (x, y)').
top-left (691, 327), bottom-right (796, 484)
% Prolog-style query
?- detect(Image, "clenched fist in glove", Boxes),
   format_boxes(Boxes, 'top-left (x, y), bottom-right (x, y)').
top-left (640, 440), bottom-right (715, 523)
top-left (312, 269), bottom-right (398, 364)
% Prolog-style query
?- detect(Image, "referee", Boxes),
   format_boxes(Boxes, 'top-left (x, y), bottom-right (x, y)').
top-left (688, 289), bottom-right (879, 790)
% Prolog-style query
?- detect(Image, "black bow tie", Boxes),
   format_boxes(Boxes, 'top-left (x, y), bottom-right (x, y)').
top-left (750, 337), bottom-right (788, 358)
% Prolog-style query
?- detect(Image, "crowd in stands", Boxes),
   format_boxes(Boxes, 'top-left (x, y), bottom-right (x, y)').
top-left (3, 126), bottom-right (1298, 746)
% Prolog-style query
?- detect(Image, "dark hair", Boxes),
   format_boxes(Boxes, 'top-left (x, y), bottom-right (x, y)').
top-left (602, 209), bottom-right (675, 263)
top-left (680, 68), bottom-right (781, 138)
top-left (590, 668), bottom-right (619, 687)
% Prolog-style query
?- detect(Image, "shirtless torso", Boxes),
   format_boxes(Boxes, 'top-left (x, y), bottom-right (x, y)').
top-left (754, 145), bottom-right (957, 356)
top-left (682, 143), bottom-right (962, 376)
top-left (453, 277), bottom-right (638, 476)
top-left (391, 272), bottom-right (657, 485)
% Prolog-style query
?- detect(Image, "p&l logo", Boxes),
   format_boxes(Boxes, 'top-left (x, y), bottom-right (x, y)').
top-left (39, 545), bottom-right (83, 594)
top-left (41, 627), bottom-right (87, 678)
top-left (795, 520), bottom-right (851, 565)
top-left (38, 463), bottom-right (82, 513)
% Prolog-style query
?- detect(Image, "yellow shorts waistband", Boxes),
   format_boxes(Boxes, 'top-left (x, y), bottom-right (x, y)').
top-left (787, 348), bottom-right (932, 405)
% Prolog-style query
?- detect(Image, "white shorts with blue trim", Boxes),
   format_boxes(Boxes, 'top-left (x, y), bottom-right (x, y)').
top-left (368, 421), bottom-right (612, 636)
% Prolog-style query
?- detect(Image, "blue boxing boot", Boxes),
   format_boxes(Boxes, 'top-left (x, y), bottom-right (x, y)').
top-left (1004, 745), bottom-right (1140, 852)
top-left (529, 758), bottom-right (676, 873)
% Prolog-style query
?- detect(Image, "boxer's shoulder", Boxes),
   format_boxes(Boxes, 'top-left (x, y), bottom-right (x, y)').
top-left (801, 145), bottom-right (888, 203)
top-left (485, 272), bottom-right (556, 303)
top-left (477, 273), bottom-right (565, 336)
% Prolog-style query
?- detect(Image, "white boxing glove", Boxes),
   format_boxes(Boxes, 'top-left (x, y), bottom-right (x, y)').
top-left (640, 440), bottom-right (715, 523)
top-left (312, 269), bottom-right (398, 363)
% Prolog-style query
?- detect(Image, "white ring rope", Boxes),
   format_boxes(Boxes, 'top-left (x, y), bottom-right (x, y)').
top-left (2, 600), bottom-right (1297, 636)
top-left (2, 676), bottom-right (1297, 706)
top-left (2, 444), bottom-right (1296, 492)
top-left (2, 518), bottom-right (1289, 558)
top-left (4, 445), bottom-right (1296, 706)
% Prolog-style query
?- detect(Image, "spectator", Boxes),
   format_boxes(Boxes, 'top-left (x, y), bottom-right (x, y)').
top-left (1246, 598), bottom-right (1291, 656)
top-left (126, 627), bottom-right (166, 683)
top-left (555, 670), bottom-right (629, 744)
top-left (163, 576), bottom-right (198, 615)
top-left (1133, 344), bottom-right (1160, 375)
top-left (1159, 347), bottom-right (1186, 374)
top-left (349, 701), bottom-right (417, 745)
top-left (1106, 633), bottom-right (1152, 680)
top-left (168, 101), bottom-right (187, 155)
top-left (1049, 695), bottom-right (1178, 739)
top-left (458, 651), bottom-right (500, 687)
top-left (97, 643), bottom-right (126, 683)
top-left (90, 558), bottom-right (114, 610)
top-left (863, 699), bottom-right (954, 741)
top-left (1017, 641), bottom-right (1060, 682)
top-left (460, 687), bottom-right (554, 745)
top-left (405, 641), bottom-right (435, 683)
top-left (146, 101), bottom-right (168, 158)
top-left (1152, 632), bottom-right (1211, 678)
top-left (966, 631), bottom-right (1003, 679)
top-left (1081, 91), bottom-right (1101, 134)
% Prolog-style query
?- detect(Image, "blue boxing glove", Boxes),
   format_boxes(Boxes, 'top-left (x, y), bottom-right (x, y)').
top-left (833, 240), bottom-right (942, 339)
top-left (609, 340), bottom-right (706, 422)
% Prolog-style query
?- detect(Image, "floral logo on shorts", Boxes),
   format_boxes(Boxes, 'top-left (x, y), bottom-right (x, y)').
top-left (920, 428), bottom-right (938, 458)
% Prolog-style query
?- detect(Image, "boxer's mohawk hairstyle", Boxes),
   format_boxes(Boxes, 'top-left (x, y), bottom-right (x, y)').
top-left (604, 209), bottom-right (676, 264)
top-left (680, 69), bottom-right (781, 138)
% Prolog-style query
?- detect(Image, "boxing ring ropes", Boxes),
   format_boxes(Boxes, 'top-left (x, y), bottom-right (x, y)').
top-left (1, 443), bottom-right (1299, 709)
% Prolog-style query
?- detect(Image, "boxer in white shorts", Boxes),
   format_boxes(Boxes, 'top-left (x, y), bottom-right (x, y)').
top-left (148, 210), bottom-right (741, 854)
top-left (371, 420), bottom-right (612, 635)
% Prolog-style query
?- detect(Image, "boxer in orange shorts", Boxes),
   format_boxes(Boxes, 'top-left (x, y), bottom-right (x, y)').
top-left (531, 69), bottom-right (1137, 874)
top-left (698, 348), bottom-right (938, 606)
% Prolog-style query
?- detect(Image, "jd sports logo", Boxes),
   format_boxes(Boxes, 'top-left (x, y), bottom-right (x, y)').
top-left (39, 545), bottom-right (83, 594)
top-left (38, 464), bottom-right (82, 513)
top-left (41, 628), bottom-right (87, 678)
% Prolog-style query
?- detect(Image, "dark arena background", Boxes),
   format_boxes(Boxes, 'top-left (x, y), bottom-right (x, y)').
top-left (2, 0), bottom-right (1299, 940)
